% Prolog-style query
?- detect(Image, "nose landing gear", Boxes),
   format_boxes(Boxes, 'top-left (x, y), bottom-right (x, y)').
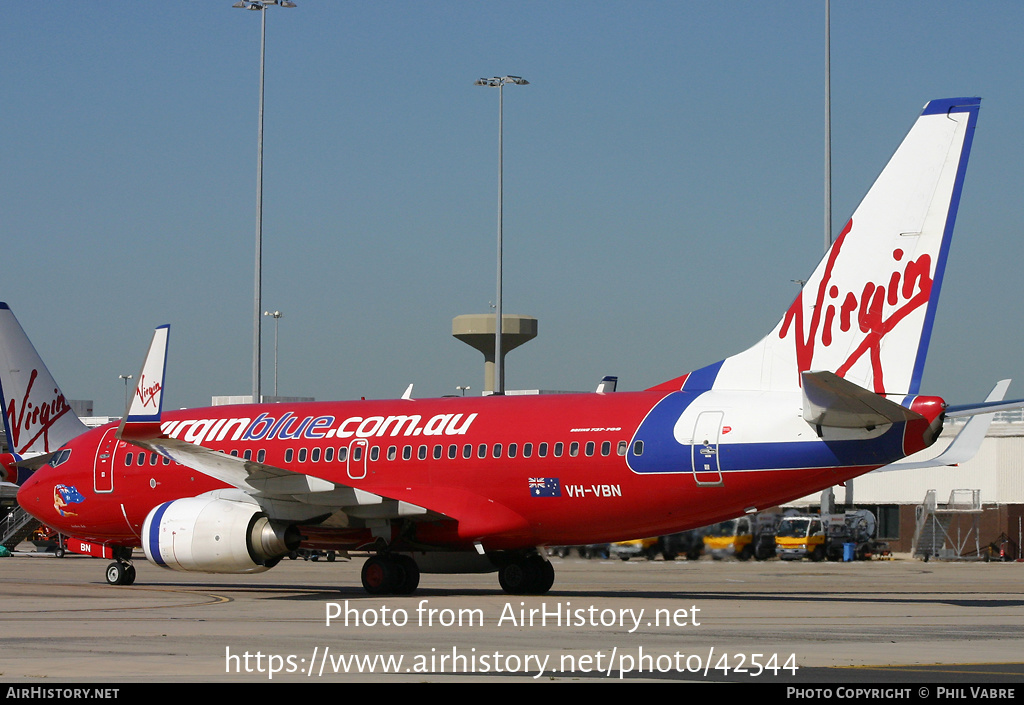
top-left (105, 560), bottom-right (136, 586)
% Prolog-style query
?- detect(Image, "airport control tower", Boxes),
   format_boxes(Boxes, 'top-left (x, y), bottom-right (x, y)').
top-left (452, 314), bottom-right (537, 395)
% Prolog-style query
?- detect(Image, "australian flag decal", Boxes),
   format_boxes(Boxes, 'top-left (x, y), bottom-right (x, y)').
top-left (528, 477), bottom-right (561, 497)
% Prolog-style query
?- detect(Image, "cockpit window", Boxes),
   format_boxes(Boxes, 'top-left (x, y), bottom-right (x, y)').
top-left (49, 449), bottom-right (72, 468)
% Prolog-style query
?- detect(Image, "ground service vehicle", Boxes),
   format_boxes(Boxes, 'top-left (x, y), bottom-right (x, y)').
top-left (610, 537), bottom-right (660, 561)
top-left (776, 514), bottom-right (827, 561)
top-left (704, 514), bottom-right (777, 560)
top-left (823, 510), bottom-right (887, 560)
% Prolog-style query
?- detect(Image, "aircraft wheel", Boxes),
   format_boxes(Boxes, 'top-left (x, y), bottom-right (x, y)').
top-left (105, 561), bottom-right (133, 586)
top-left (498, 555), bottom-right (553, 595)
top-left (361, 556), bottom-right (400, 595)
top-left (393, 555), bottom-right (420, 594)
top-left (532, 557), bottom-right (555, 594)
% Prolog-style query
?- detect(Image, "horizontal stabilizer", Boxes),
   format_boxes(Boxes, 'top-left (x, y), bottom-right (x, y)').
top-left (879, 379), bottom-right (1010, 471)
top-left (802, 371), bottom-right (924, 429)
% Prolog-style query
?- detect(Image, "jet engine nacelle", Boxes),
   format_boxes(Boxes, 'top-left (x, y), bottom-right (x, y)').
top-left (0, 453), bottom-right (19, 483)
top-left (142, 496), bottom-right (300, 574)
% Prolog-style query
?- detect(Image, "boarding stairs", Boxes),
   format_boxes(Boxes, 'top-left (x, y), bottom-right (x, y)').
top-left (912, 489), bottom-right (982, 560)
top-left (1, 507), bottom-right (40, 551)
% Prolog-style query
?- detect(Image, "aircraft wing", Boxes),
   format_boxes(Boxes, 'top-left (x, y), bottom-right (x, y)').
top-left (121, 433), bottom-right (438, 523)
top-left (115, 325), bottom-right (439, 524)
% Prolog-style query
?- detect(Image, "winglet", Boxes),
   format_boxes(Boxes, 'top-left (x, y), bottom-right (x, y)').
top-left (117, 325), bottom-right (169, 441)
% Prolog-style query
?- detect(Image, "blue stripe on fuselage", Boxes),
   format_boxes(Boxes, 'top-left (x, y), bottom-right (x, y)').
top-left (627, 391), bottom-right (907, 474)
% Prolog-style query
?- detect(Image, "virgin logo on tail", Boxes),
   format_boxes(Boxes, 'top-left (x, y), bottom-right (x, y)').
top-left (135, 375), bottom-right (163, 409)
top-left (7, 368), bottom-right (73, 454)
top-left (779, 218), bottom-right (933, 393)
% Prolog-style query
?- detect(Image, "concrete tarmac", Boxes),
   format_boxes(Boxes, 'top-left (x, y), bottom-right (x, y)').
top-left (2, 548), bottom-right (1023, 685)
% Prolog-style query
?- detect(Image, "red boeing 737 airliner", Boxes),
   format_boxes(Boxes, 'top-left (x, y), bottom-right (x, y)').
top-left (5, 97), bottom-right (1015, 594)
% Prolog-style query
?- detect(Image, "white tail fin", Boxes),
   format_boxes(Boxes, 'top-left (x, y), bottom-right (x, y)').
top-left (682, 98), bottom-right (980, 395)
top-left (0, 302), bottom-right (88, 455)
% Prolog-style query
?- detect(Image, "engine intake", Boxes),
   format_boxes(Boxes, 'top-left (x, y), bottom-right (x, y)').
top-left (143, 496), bottom-right (300, 573)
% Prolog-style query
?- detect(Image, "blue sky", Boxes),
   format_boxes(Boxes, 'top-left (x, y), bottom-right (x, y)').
top-left (2, 1), bottom-right (1023, 415)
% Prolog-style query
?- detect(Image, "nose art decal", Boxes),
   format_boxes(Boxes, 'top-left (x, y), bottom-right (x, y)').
top-left (53, 484), bottom-right (85, 516)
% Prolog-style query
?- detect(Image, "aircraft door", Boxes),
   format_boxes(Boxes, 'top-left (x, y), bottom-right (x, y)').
top-left (691, 411), bottom-right (724, 486)
top-left (347, 439), bottom-right (368, 480)
top-left (93, 427), bottom-right (118, 493)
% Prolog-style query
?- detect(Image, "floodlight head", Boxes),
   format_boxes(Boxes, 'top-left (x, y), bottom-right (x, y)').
top-left (475, 76), bottom-right (529, 88)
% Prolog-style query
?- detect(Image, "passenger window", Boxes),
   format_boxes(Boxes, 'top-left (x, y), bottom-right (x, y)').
top-left (353, 446), bottom-right (363, 461)
top-left (312, 448), bottom-right (322, 462)
top-left (448, 444), bottom-right (457, 460)
top-left (418, 445), bottom-right (427, 461)
top-left (601, 441), bottom-right (611, 456)
top-left (137, 453), bottom-right (145, 466)
top-left (338, 447), bottom-right (348, 462)
top-left (370, 446), bottom-right (379, 461)
top-left (285, 448), bottom-right (294, 462)
top-left (125, 452), bottom-right (133, 466)
top-left (403, 446), bottom-right (411, 461)
top-left (508, 443), bottom-right (517, 458)
top-left (569, 442), bottom-right (579, 457)
top-left (617, 440), bottom-right (627, 456)
top-left (492, 443), bottom-right (502, 458)
top-left (433, 445), bottom-right (442, 460)
top-left (298, 448), bottom-right (308, 463)
top-left (244, 449), bottom-right (252, 461)
top-left (633, 440), bottom-right (644, 456)
top-left (149, 453), bottom-right (159, 465)
top-left (387, 446), bottom-right (397, 461)
top-left (585, 441), bottom-right (595, 457)
top-left (523, 443), bottom-right (533, 458)
top-left (478, 444), bottom-right (487, 459)
top-left (538, 443), bottom-right (548, 458)
top-left (257, 449), bottom-right (266, 463)
top-left (463, 444), bottom-right (472, 459)
top-left (325, 448), bottom-right (334, 462)
top-left (553, 442), bottom-right (563, 458)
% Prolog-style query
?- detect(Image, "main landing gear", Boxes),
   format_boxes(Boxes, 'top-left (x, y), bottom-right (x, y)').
top-left (360, 554), bottom-right (420, 595)
top-left (357, 551), bottom-right (555, 595)
top-left (496, 552), bottom-right (555, 595)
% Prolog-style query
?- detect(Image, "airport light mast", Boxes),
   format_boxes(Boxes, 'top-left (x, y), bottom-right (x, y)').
top-left (264, 310), bottom-right (283, 397)
top-left (475, 75), bottom-right (528, 395)
top-left (233, 0), bottom-right (296, 404)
